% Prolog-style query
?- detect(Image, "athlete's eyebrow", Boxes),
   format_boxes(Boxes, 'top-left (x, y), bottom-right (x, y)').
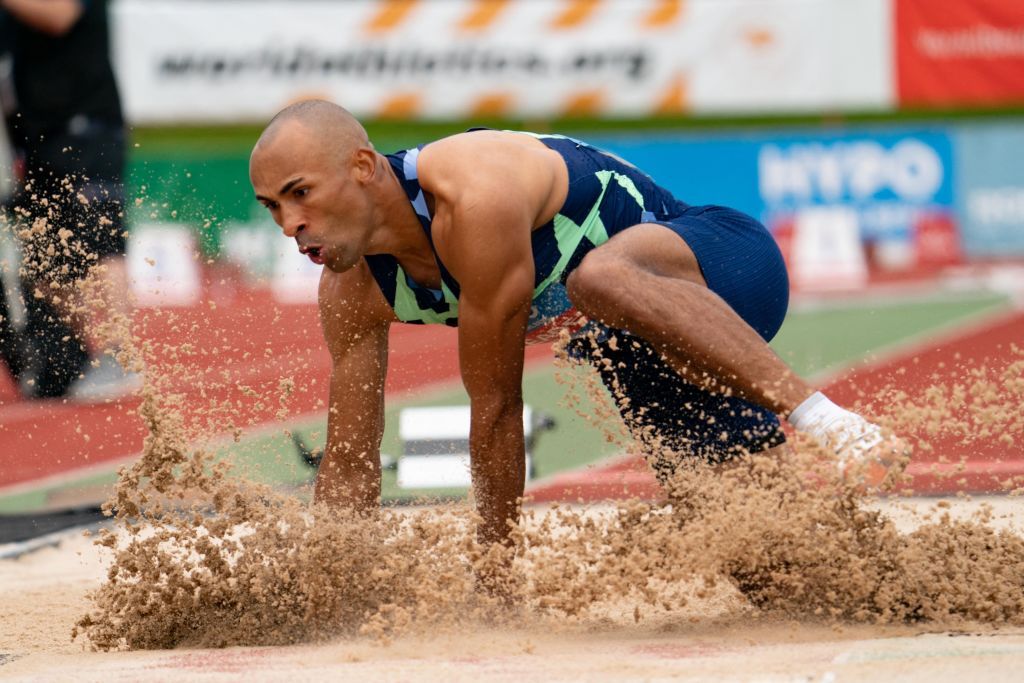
top-left (279, 177), bottom-right (304, 195)
top-left (255, 177), bottom-right (304, 203)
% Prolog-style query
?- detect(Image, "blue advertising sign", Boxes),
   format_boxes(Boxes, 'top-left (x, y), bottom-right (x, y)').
top-left (755, 130), bottom-right (954, 246)
top-left (591, 128), bottom-right (957, 250)
top-left (589, 126), bottom-right (962, 278)
top-left (954, 123), bottom-right (1024, 257)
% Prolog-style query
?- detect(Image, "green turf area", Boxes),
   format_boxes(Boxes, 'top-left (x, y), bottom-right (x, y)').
top-left (211, 361), bottom-right (613, 504)
top-left (0, 469), bottom-right (119, 515)
top-left (130, 106), bottom-right (1024, 154)
top-left (772, 291), bottom-right (1010, 378)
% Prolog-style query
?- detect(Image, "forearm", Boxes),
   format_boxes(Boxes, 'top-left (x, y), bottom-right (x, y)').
top-left (470, 395), bottom-right (526, 548)
top-left (314, 369), bottom-right (386, 513)
top-left (2, 0), bottom-right (83, 36)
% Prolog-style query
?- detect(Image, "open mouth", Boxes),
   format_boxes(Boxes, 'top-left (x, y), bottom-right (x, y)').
top-left (299, 245), bottom-right (324, 265)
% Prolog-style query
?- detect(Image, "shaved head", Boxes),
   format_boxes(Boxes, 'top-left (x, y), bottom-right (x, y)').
top-left (253, 99), bottom-right (371, 164)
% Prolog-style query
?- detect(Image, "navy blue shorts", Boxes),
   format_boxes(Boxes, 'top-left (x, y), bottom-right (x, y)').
top-left (567, 205), bottom-right (789, 473)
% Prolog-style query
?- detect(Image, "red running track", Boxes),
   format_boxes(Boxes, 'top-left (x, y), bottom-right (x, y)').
top-left (0, 285), bottom-right (550, 491)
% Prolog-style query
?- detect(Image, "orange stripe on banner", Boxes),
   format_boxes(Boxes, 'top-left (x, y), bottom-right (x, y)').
top-left (469, 92), bottom-right (516, 117)
top-left (640, 0), bottom-right (684, 29)
top-left (377, 93), bottom-right (422, 119)
top-left (562, 90), bottom-right (606, 117)
top-left (550, 0), bottom-right (602, 30)
top-left (458, 0), bottom-right (512, 32)
top-left (364, 0), bottom-right (419, 34)
top-left (654, 75), bottom-right (688, 115)
top-left (745, 27), bottom-right (775, 48)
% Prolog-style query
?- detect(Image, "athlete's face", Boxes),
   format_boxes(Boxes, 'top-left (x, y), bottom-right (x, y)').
top-left (250, 123), bottom-right (376, 273)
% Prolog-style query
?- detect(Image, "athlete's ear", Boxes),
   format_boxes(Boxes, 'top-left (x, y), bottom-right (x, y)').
top-left (351, 147), bottom-right (377, 184)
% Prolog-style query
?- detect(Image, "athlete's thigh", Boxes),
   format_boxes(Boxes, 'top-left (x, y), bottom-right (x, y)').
top-left (585, 222), bottom-right (708, 288)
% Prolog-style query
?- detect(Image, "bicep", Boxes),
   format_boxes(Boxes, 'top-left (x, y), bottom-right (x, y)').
top-left (444, 199), bottom-right (535, 401)
top-left (318, 262), bottom-right (393, 389)
top-left (417, 139), bottom-right (539, 398)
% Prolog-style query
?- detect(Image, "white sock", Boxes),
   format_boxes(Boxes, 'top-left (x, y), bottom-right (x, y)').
top-left (788, 392), bottom-right (882, 467)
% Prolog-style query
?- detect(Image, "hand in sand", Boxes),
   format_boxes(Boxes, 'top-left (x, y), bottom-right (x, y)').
top-left (832, 420), bottom-right (912, 492)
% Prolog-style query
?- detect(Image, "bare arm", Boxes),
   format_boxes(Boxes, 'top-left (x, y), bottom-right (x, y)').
top-left (2, 0), bottom-right (83, 36)
top-left (315, 260), bottom-right (395, 512)
top-left (419, 135), bottom-right (555, 548)
top-left (457, 266), bottom-right (532, 548)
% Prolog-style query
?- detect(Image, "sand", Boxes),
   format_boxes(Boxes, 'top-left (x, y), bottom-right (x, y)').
top-left (3, 499), bottom-right (1024, 682)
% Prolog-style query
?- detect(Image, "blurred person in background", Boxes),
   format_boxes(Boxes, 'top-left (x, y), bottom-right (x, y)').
top-left (0, 23), bottom-right (28, 387)
top-left (0, 0), bottom-right (138, 401)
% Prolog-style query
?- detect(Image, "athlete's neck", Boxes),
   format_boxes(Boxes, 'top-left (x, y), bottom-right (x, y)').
top-left (364, 153), bottom-right (436, 265)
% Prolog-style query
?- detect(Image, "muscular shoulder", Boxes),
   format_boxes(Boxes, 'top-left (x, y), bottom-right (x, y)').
top-left (416, 131), bottom-right (511, 195)
top-left (417, 131), bottom-right (565, 225)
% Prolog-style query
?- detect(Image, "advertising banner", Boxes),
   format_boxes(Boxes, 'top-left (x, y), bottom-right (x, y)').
top-left (110, 0), bottom-right (892, 124)
top-left (896, 0), bottom-right (1024, 107)
top-left (594, 127), bottom-right (960, 290)
top-left (954, 124), bottom-right (1024, 257)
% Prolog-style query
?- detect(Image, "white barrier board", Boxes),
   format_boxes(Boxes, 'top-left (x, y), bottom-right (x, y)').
top-left (110, 0), bottom-right (893, 123)
top-left (398, 405), bottom-right (534, 489)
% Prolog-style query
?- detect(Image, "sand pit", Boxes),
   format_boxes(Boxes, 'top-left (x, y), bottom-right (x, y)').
top-left (2, 497), bottom-right (1024, 682)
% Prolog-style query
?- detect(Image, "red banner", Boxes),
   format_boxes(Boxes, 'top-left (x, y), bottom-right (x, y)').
top-left (896, 0), bottom-right (1024, 107)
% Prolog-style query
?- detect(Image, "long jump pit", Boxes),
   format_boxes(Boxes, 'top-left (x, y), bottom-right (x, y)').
top-left (3, 480), bottom-right (1024, 682)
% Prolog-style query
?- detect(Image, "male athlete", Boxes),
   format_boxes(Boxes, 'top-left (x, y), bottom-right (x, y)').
top-left (249, 100), bottom-right (905, 548)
